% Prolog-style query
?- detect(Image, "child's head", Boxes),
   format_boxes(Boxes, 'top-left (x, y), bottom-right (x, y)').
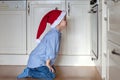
top-left (36, 10), bottom-right (67, 39)
top-left (56, 15), bottom-right (67, 31)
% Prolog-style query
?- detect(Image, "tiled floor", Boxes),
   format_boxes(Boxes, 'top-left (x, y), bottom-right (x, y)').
top-left (0, 66), bottom-right (102, 80)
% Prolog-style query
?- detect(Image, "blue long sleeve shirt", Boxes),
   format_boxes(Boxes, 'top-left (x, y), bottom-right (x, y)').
top-left (27, 28), bottom-right (61, 68)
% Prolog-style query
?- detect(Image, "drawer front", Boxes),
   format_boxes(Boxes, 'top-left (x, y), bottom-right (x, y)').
top-left (108, 41), bottom-right (120, 80)
top-left (0, 1), bottom-right (26, 11)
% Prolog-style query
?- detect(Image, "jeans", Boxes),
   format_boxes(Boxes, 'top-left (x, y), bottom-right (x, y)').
top-left (17, 66), bottom-right (55, 80)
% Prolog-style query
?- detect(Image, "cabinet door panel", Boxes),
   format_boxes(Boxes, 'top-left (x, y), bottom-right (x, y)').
top-left (0, 11), bottom-right (26, 54)
top-left (60, 1), bottom-right (90, 55)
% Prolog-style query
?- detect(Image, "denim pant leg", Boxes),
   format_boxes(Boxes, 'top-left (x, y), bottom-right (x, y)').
top-left (17, 67), bottom-right (30, 78)
top-left (29, 66), bottom-right (55, 79)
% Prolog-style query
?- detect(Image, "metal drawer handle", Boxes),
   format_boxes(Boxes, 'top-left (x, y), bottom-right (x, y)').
top-left (112, 0), bottom-right (119, 3)
top-left (0, 5), bottom-right (9, 8)
top-left (112, 49), bottom-right (120, 56)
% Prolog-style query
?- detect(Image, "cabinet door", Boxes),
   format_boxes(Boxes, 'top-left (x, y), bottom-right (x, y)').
top-left (27, 1), bottom-right (64, 53)
top-left (60, 1), bottom-right (90, 55)
top-left (108, 41), bottom-right (120, 80)
top-left (0, 11), bottom-right (26, 54)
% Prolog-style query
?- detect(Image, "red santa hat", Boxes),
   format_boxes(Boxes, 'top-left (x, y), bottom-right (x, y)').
top-left (36, 10), bottom-right (66, 39)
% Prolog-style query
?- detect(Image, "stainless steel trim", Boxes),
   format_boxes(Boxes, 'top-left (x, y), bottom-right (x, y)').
top-left (90, 4), bottom-right (99, 60)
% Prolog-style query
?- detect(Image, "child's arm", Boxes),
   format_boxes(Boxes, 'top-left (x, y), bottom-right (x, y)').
top-left (46, 59), bottom-right (55, 73)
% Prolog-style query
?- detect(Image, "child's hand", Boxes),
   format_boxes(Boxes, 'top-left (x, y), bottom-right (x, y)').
top-left (47, 65), bottom-right (55, 73)
top-left (46, 59), bottom-right (55, 73)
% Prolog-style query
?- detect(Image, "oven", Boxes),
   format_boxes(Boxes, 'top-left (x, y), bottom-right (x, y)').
top-left (89, 0), bottom-right (99, 60)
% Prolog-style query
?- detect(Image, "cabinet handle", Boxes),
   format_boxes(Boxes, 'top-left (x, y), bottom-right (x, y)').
top-left (28, 2), bottom-right (30, 16)
top-left (104, 1), bottom-right (107, 4)
top-left (88, 9), bottom-right (97, 13)
top-left (55, 7), bottom-right (58, 10)
top-left (112, 49), bottom-right (120, 56)
top-left (68, 2), bottom-right (70, 16)
top-left (112, 0), bottom-right (119, 3)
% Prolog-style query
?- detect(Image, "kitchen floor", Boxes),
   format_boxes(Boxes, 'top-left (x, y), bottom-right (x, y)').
top-left (0, 66), bottom-right (102, 80)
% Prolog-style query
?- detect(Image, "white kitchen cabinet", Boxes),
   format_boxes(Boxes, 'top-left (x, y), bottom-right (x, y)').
top-left (26, 0), bottom-right (93, 66)
top-left (60, 0), bottom-right (90, 55)
top-left (27, 1), bottom-right (65, 53)
top-left (27, 0), bottom-right (90, 55)
top-left (0, 0), bottom-right (93, 65)
top-left (0, 2), bottom-right (26, 54)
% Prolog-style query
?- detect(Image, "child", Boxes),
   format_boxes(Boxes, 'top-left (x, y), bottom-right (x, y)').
top-left (17, 9), bottom-right (67, 80)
